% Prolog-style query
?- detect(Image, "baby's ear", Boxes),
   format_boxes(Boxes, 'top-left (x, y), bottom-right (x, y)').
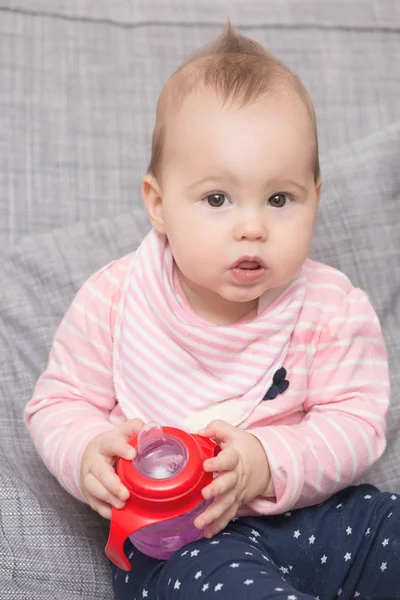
top-left (141, 174), bottom-right (166, 233)
top-left (316, 179), bottom-right (323, 203)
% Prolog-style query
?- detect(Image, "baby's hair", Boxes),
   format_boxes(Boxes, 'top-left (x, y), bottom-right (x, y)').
top-left (147, 20), bottom-right (320, 183)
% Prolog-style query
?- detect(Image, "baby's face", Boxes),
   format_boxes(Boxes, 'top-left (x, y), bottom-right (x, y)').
top-left (149, 87), bottom-right (321, 318)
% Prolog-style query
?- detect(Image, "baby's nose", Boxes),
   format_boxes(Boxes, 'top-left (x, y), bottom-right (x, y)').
top-left (235, 213), bottom-right (268, 241)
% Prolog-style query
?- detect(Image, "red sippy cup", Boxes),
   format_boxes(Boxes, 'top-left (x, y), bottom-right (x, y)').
top-left (105, 422), bottom-right (220, 570)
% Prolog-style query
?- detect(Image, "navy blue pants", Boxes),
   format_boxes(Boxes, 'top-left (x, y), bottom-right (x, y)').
top-left (112, 485), bottom-right (400, 600)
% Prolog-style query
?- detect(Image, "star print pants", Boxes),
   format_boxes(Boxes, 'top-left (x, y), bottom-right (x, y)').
top-left (112, 485), bottom-right (400, 600)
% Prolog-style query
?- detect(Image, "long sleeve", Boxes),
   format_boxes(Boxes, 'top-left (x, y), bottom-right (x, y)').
top-left (248, 287), bottom-right (390, 515)
top-left (24, 256), bottom-right (131, 502)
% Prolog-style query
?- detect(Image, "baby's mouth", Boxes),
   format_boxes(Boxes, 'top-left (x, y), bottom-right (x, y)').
top-left (231, 256), bottom-right (267, 270)
top-left (236, 261), bottom-right (262, 270)
top-left (230, 257), bottom-right (267, 283)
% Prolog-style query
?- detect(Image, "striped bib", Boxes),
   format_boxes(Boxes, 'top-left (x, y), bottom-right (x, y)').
top-left (113, 230), bottom-right (305, 431)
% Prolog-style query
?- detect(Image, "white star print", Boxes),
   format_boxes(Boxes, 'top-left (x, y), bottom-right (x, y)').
top-left (275, 589), bottom-right (284, 592)
top-left (344, 552), bottom-right (352, 561)
top-left (388, 512), bottom-right (393, 518)
top-left (336, 503), bottom-right (343, 509)
top-left (293, 530), bottom-right (301, 539)
top-left (249, 536), bottom-right (259, 544)
top-left (191, 549), bottom-right (200, 557)
top-left (288, 596), bottom-right (298, 600)
top-left (181, 550), bottom-right (189, 556)
top-left (315, 597), bottom-right (320, 600)
top-left (244, 579), bottom-right (254, 585)
top-left (380, 562), bottom-right (387, 572)
top-left (382, 538), bottom-right (389, 547)
top-left (346, 526), bottom-right (352, 535)
top-left (337, 588), bottom-right (343, 597)
top-left (364, 494), bottom-right (372, 499)
top-left (222, 532), bottom-right (231, 535)
top-left (245, 552), bottom-right (253, 556)
top-left (262, 555), bottom-right (270, 561)
top-left (284, 512), bottom-right (292, 517)
top-left (142, 591), bottom-right (148, 598)
top-left (230, 563), bottom-right (240, 568)
top-left (214, 583), bottom-right (223, 591)
top-left (195, 571), bottom-right (202, 580)
top-left (321, 555), bottom-right (328, 564)
top-left (210, 541), bottom-right (220, 545)
top-left (174, 580), bottom-right (181, 589)
top-left (354, 593), bottom-right (360, 597)
top-left (251, 529), bottom-right (261, 537)
top-left (391, 495), bottom-right (397, 500)
top-left (280, 566), bottom-right (289, 574)
top-left (365, 528), bottom-right (371, 536)
top-left (125, 574), bottom-right (129, 583)
top-left (309, 535), bottom-right (316, 544)
top-left (202, 583), bottom-right (209, 592)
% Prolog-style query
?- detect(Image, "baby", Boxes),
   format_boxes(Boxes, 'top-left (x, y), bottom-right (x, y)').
top-left (25, 22), bottom-right (399, 600)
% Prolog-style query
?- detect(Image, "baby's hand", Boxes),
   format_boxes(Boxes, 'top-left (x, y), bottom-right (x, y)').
top-left (80, 418), bottom-right (144, 519)
top-left (194, 420), bottom-right (273, 538)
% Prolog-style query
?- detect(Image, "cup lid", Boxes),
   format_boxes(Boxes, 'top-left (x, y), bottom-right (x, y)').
top-left (133, 422), bottom-right (188, 480)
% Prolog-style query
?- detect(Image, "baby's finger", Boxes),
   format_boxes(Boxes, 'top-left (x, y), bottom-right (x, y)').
top-left (198, 420), bottom-right (236, 446)
top-left (204, 447), bottom-right (239, 473)
top-left (99, 435), bottom-right (136, 461)
top-left (88, 496), bottom-right (113, 520)
top-left (118, 418), bottom-right (145, 440)
top-left (202, 470), bottom-right (238, 500)
top-left (84, 471), bottom-right (127, 508)
top-left (88, 463), bottom-right (130, 502)
top-left (194, 492), bottom-right (236, 531)
top-left (203, 505), bottom-right (238, 539)
top-left (84, 472), bottom-right (127, 509)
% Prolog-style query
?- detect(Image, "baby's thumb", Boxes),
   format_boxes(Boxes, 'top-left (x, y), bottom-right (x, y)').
top-left (119, 418), bottom-right (145, 441)
top-left (198, 419), bottom-right (235, 446)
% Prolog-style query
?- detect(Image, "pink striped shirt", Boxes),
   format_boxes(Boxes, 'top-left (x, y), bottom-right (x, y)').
top-left (24, 236), bottom-right (390, 515)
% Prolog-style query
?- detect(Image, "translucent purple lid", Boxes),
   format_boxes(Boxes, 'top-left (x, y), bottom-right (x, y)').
top-left (133, 423), bottom-right (188, 480)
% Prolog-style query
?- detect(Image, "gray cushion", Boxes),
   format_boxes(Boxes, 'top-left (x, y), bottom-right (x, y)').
top-left (312, 122), bottom-right (400, 492)
top-left (1, 0), bottom-right (400, 245)
top-left (0, 120), bottom-right (399, 598)
top-left (0, 209), bottom-right (148, 600)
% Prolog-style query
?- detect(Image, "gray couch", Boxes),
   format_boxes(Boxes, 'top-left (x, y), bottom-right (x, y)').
top-left (0, 1), bottom-right (399, 598)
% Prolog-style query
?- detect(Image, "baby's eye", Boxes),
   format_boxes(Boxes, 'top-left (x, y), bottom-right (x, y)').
top-left (268, 193), bottom-right (292, 208)
top-left (204, 193), bottom-right (231, 208)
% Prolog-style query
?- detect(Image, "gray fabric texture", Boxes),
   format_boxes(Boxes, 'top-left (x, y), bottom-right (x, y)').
top-left (1, 0), bottom-right (400, 245)
top-left (311, 122), bottom-right (400, 493)
top-left (0, 1), bottom-right (399, 598)
top-left (1, 0), bottom-right (399, 27)
top-left (0, 207), bottom-right (149, 600)
top-left (0, 121), bottom-right (399, 599)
